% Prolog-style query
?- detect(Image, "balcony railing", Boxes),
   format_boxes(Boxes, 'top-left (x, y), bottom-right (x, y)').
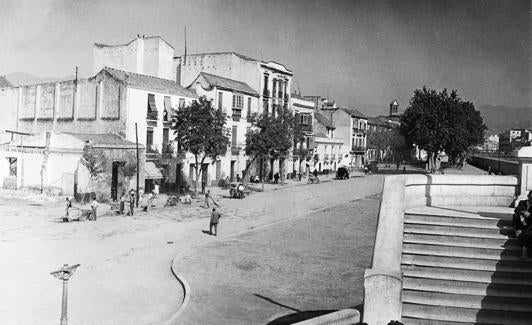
top-left (231, 142), bottom-right (244, 155)
top-left (351, 145), bottom-right (366, 153)
top-left (352, 127), bottom-right (366, 134)
top-left (146, 111), bottom-right (158, 121)
top-left (298, 124), bottom-right (312, 132)
top-left (162, 142), bottom-right (174, 156)
top-left (232, 108), bottom-right (242, 121)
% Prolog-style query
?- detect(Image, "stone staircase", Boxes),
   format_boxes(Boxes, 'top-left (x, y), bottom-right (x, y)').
top-left (401, 210), bottom-right (532, 324)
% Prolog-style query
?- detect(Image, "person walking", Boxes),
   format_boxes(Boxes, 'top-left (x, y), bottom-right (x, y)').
top-left (209, 208), bottom-right (222, 236)
top-left (90, 196), bottom-right (99, 221)
top-left (119, 191), bottom-right (126, 215)
top-left (64, 197), bottom-right (72, 222)
top-left (274, 172), bottom-right (280, 184)
top-left (204, 190), bottom-right (219, 208)
top-left (312, 169), bottom-right (320, 183)
top-left (128, 190), bottom-right (136, 216)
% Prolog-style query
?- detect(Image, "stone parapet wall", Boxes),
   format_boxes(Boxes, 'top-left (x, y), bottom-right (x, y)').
top-left (363, 174), bottom-right (519, 325)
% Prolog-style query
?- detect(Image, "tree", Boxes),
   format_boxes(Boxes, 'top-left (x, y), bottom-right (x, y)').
top-left (80, 145), bottom-right (107, 201)
top-left (367, 129), bottom-right (392, 163)
top-left (173, 96), bottom-right (230, 195)
top-left (244, 106), bottom-right (296, 189)
top-left (400, 87), bottom-right (486, 169)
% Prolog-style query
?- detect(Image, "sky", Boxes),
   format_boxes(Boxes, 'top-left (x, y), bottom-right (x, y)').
top-left (0, 0), bottom-right (530, 115)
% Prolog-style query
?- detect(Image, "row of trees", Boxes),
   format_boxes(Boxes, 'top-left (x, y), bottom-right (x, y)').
top-left (172, 96), bottom-right (300, 194)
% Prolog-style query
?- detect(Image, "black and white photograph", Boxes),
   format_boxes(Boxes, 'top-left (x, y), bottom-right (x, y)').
top-left (0, 0), bottom-right (531, 324)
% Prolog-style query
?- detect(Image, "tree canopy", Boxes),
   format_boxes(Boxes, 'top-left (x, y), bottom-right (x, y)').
top-left (173, 96), bottom-right (230, 194)
top-left (244, 106), bottom-right (296, 184)
top-left (400, 87), bottom-right (486, 166)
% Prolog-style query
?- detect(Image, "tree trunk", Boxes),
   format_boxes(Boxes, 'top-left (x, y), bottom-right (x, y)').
top-left (194, 156), bottom-right (199, 196)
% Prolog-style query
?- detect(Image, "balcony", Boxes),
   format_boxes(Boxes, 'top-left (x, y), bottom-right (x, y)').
top-left (146, 144), bottom-right (160, 161)
top-left (298, 123), bottom-right (313, 133)
top-left (324, 154), bottom-right (329, 161)
top-left (231, 142), bottom-right (243, 155)
top-left (162, 142), bottom-right (174, 157)
top-left (146, 111), bottom-right (158, 121)
top-left (232, 108), bottom-right (242, 121)
top-left (351, 145), bottom-right (366, 153)
top-left (293, 148), bottom-right (311, 157)
top-left (352, 127), bottom-right (366, 135)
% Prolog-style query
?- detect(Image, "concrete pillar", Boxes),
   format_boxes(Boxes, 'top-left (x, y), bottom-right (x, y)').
top-left (517, 146), bottom-right (532, 200)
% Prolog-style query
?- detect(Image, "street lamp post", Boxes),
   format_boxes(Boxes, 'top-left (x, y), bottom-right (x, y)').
top-left (51, 264), bottom-right (80, 325)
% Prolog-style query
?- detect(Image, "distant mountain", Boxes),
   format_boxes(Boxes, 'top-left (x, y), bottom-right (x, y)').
top-left (5, 72), bottom-right (78, 86)
top-left (477, 105), bottom-right (532, 135)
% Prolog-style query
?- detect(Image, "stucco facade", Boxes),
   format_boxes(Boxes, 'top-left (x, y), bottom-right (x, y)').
top-left (94, 35), bottom-right (175, 81)
top-left (327, 108), bottom-right (368, 168)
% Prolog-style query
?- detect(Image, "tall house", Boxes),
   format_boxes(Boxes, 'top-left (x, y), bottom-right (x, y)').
top-left (93, 35), bottom-right (176, 81)
top-left (175, 52), bottom-right (293, 117)
top-left (329, 108), bottom-right (368, 168)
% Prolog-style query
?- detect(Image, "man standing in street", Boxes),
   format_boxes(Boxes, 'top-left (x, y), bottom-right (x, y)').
top-left (209, 208), bottom-right (221, 236)
top-left (204, 190), bottom-right (219, 209)
top-left (128, 190), bottom-right (136, 216)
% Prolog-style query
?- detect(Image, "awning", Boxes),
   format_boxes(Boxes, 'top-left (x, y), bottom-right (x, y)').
top-left (144, 161), bottom-right (163, 179)
top-left (148, 94), bottom-right (158, 113)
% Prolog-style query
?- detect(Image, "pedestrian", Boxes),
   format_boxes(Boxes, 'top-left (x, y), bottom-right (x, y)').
top-left (64, 197), bottom-right (72, 222)
top-left (128, 190), bottom-right (135, 216)
top-left (236, 173), bottom-right (241, 182)
top-left (119, 191), bottom-right (126, 215)
top-left (209, 207), bottom-right (222, 236)
top-left (90, 196), bottom-right (98, 221)
top-left (488, 166), bottom-right (493, 175)
top-left (396, 162), bottom-right (400, 171)
top-left (274, 172), bottom-right (280, 184)
top-left (298, 171), bottom-right (302, 181)
top-left (403, 165), bottom-right (406, 174)
top-left (513, 191), bottom-right (532, 258)
top-left (146, 192), bottom-right (153, 213)
top-left (153, 182), bottom-right (159, 197)
top-left (204, 189), bottom-right (219, 208)
top-left (312, 169), bottom-right (320, 183)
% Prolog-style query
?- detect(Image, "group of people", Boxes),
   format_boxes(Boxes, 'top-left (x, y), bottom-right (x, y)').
top-left (514, 191), bottom-right (532, 259)
top-left (64, 196), bottom-right (99, 221)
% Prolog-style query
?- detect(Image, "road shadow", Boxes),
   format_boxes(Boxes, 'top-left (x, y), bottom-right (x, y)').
top-left (201, 230), bottom-right (212, 236)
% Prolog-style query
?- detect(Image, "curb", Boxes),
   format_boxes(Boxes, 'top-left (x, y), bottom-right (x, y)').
top-left (165, 255), bottom-right (191, 325)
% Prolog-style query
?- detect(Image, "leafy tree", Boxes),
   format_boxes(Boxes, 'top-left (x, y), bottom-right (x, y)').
top-left (173, 96), bottom-right (230, 195)
top-left (244, 106), bottom-right (296, 189)
top-left (367, 128), bottom-right (392, 163)
top-left (400, 87), bottom-right (486, 169)
top-left (80, 146), bottom-right (107, 201)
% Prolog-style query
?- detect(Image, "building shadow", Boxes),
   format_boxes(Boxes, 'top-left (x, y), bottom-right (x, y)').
top-left (476, 211), bottom-right (532, 323)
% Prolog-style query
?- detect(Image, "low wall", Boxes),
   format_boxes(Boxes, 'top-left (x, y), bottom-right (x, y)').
top-left (363, 174), bottom-right (519, 325)
top-left (469, 155), bottom-right (519, 175)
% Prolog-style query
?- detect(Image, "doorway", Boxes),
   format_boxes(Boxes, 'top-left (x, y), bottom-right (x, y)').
top-left (111, 161), bottom-right (119, 201)
top-left (230, 160), bottom-right (235, 182)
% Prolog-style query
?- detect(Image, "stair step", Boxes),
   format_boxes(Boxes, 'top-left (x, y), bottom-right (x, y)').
top-left (402, 254), bottom-right (532, 273)
top-left (401, 317), bottom-right (479, 325)
top-left (404, 233), bottom-right (519, 250)
top-left (403, 243), bottom-right (524, 261)
top-left (403, 290), bottom-right (532, 313)
top-left (402, 303), bottom-right (532, 325)
top-left (403, 277), bottom-right (532, 298)
top-left (403, 265), bottom-right (532, 286)
top-left (404, 223), bottom-right (510, 239)
top-left (406, 213), bottom-right (513, 228)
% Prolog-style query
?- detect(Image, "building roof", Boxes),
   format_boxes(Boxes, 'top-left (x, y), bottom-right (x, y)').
top-left (314, 112), bottom-right (335, 129)
top-left (175, 51), bottom-right (257, 62)
top-left (368, 116), bottom-right (389, 127)
top-left (64, 132), bottom-right (141, 149)
top-left (193, 72), bottom-right (258, 97)
top-left (95, 35), bottom-right (175, 50)
top-left (102, 67), bottom-right (197, 98)
top-left (341, 108), bottom-right (366, 119)
top-left (0, 76), bottom-right (12, 88)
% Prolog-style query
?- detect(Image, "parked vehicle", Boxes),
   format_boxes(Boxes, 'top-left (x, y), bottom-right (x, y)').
top-left (336, 167), bottom-right (350, 179)
top-left (229, 182), bottom-right (246, 199)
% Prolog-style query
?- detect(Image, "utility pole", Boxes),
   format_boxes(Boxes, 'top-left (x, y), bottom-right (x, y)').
top-left (135, 123), bottom-right (140, 208)
top-left (51, 264), bottom-right (80, 325)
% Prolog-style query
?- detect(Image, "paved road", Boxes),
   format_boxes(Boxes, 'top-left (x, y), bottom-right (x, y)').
top-left (174, 193), bottom-right (382, 325)
top-left (0, 174), bottom-right (385, 325)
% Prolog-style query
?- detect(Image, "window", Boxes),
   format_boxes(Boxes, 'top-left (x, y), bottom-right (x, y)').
top-left (232, 125), bottom-right (238, 146)
top-left (247, 97), bottom-right (251, 116)
top-left (146, 129), bottom-right (154, 151)
top-left (232, 94), bottom-right (243, 109)
top-left (163, 128), bottom-right (169, 145)
top-left (218, 92), bottom-right (223, 111)
top-left (147, 94), bottom-right (158, 120)
top-left (7, 157), bottom-right (17, 176)
top-left (163, 96), bottom-right (172, 121)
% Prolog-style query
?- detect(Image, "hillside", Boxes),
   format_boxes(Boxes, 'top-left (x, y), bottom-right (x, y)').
top-left (477, 105), bottom-right (532, 135)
